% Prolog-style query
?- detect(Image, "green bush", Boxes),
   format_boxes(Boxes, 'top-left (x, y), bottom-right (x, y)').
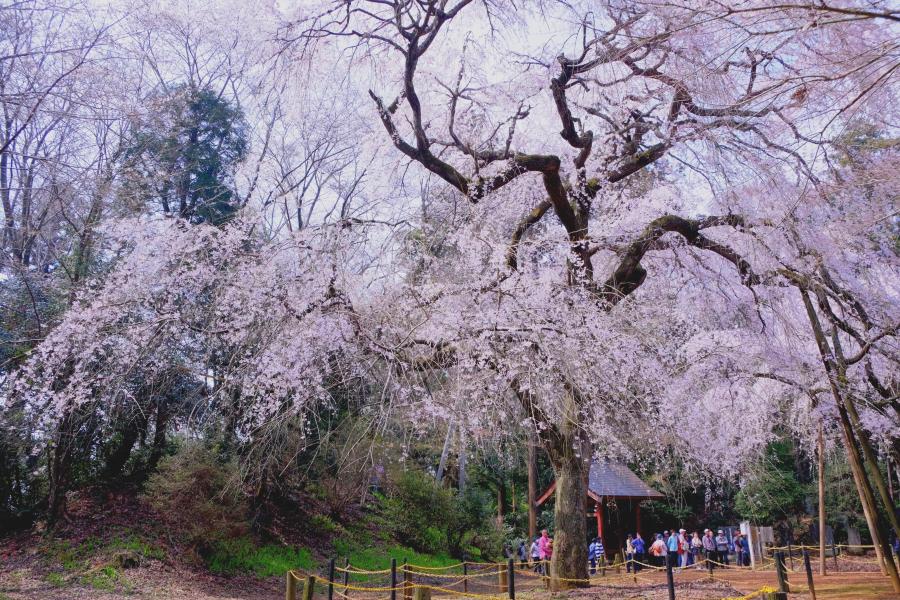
top-left (309, 513), bottom-right (342, 535)
top-left (735, 441), bottom-right (805, 525)
top-left (80, 565), bottom-right (122, 591)
top-left (379, 470), bottom-right (497, 558)
top-left (207, 538), bottom-right (315, 577)
top-left (143, 441), bottom-right (248, 548)
top-left (333, 539), bottom-right (458, 572)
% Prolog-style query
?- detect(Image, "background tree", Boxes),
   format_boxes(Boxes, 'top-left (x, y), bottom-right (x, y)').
top-left (120, 86), bottom-right (249, 224)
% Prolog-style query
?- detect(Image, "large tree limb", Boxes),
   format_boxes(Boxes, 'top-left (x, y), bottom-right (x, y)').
top-left (506, 200), bottom-right (552, 270)
top-left (600, 214), bottom-right (758, 305)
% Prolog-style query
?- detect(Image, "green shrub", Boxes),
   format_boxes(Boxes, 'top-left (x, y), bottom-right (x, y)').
top-left (309, 514), bottom-right (340, 534)
top-left (379, 470), bottom-right (497, 558)
top-left (80, 566), bottom-right (122, 591)
top-left (735, 441), bottom-right (805, 525)
top-left (333, 539), bottom-right (458, 573)
top-left (107, 533), bottom-right (165, 561)
top-left (207, 538), bottom-right (315, 577)
top-left (143, 441), bottom-right (248, 548)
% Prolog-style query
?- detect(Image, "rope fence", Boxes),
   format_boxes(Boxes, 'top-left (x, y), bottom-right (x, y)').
top-left (285, 548), bottom-right (892, 600)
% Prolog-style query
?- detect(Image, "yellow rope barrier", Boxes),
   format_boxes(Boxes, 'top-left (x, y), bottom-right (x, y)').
top-left (337, 566), bottom-right (394, 574)
top-left (405, 562), bottom-right (469, 571)
top-left (719, 586), bottom-right (776, 600)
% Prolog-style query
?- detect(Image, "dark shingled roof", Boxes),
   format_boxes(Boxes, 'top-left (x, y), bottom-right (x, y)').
top-left (587, 461), bottom-right (664, 499)
top-left (535, 460), bottom-right (665, 506)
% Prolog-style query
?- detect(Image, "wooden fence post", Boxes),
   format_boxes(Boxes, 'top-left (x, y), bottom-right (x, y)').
top-left (403, 560), bottom-right (412, 600)
top-left (286, 572), bottom-right (298, 600)
top-left (328, 558), bottom-right (335, 600)
top-left (832, 543), bottom-right (838, 571)
top-left (508, 558), bottom-right (515, 600)
top-left (600, 554), bottom-right (606, 577)
top-left (462, 562), bottom-right (468, 594)
top-left (343, 557), bottom-right (350, 597)
top-left (412, 587), bottom-right (431, 600)
top-left (775, 551), bottom-right (790, 594)
top-left (390, 559), bottom-right (398, 600)
top-left (498, 561), bottom-right (508, 593)
top-left (803, 549), bottom-right (817, 600)
top-left (302, 575), bottom-right (315, 600)
top-left (665, 558), bottom-right (675, 600)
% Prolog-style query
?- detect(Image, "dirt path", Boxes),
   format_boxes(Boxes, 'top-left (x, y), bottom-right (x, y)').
top-left (569, 566), bottom-right (899, 600)
top-left (2, 559), bottom-right (896, 600)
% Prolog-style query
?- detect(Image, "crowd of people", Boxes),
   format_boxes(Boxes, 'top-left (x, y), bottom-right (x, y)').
top-left (507, 527), bottom-right (752, 575)
top-left (633, 528), bottom-right (750, 571)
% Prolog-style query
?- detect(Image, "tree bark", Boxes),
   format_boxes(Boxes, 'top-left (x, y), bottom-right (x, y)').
top-left (545, 388), bottom-right (589, 589)
top-left (436, 420), bottom-right (455, 483)
top-left (527, 431), bottom-right (538, 542)
top-left (458, 427), bottom-right (467, 493)
top-left (801, 290), bottom-right (900, 593)
top-left (147, 398), bottom-right (170, 473)
top-left (817, 425), bottom-right (827, 576)
top-left (547, 448), bottom-right (588, 590)
top-left (828, 332), bottom-right (900, 542)
top-left (47, 411), bottom-right (77, 524)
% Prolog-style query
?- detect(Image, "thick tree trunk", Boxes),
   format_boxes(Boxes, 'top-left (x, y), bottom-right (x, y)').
top-left (147, 399), bottom-right (170, 473)
top-left (548, 449), bottom-right (588, 590)
top-left (817, 425), bottom-right (827, 576)
top-left (801, 291), bottom-right (900, 593)
top-left (527, 432), bottom-right (538, 542)
top-left (47, 411), bottom-right (77, 524)
top-left (827, 323), bottom-right (900, 542)
top-left (514, 383), bottom-right (588, 589)
top-left (458, 427), bottom-right (467, 493)
top-left (103, 421), bottom-right (142, 480)
top-left (436, 420), bottom-right (455, 483)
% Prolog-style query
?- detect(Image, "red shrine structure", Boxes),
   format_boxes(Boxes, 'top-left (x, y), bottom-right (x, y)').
top-left (536, 461), bottom-right (664, 554)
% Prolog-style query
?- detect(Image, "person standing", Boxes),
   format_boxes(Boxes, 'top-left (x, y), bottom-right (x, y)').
top-left (518, 540), bottom-right (528, 569)
top-left (733, 532), bottom-right (748, 567)
top-left (538, 530), bottom-right (552, 575)
top-left (702, 529), bottom-right (717, 570)
top-left (625, 534), bottom-right (635, 574)
top-left (691, 531), bottom-right (703, 570)
top-left (632, 533), bottom-right (646, 573)
top-left (588, 538), bottom-right (600, 575)
top-left (666, 527), bottom-right (679, 568)
top-left (715, 529), bottom-right (730, 566)
top-left (530, 536), bottom-right (541, 573)
top-left (651, 534), bottom-right (667, 568)
top-left (678, 529), bottom-right (689, 568)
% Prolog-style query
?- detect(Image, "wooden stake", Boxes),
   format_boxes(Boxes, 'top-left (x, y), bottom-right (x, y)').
top-left (775, 551), bottom-right (790, 594)
top-left (327, 558), bottom-right (335, 600)
top-left (803, 549), bottom-right (817, 600)
top-left (302, 576), bottom-right (315, 600)
top-left (665, 559), bottom-right (675, 600)
top-left (342, 557), bottom-right (350, 597)
top-left (286, 572), bottom-right (297, 600)
top-left (391, 559), bottom-right (397, 600)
